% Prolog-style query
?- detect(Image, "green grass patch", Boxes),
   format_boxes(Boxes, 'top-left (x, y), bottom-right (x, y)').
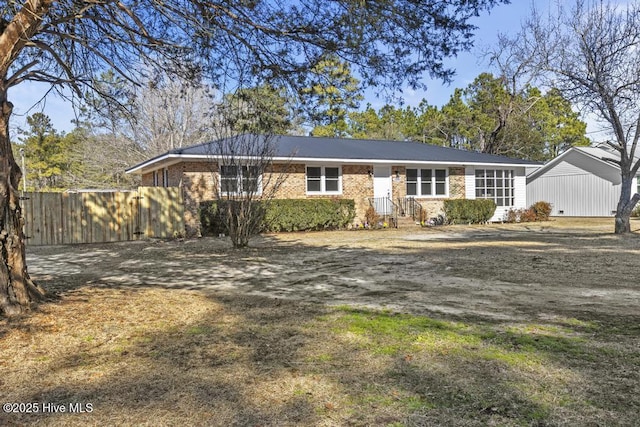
top-left (334, 307), bottom-right (474, 355)
top-left (185, 325), bottom-right (214, 335)
top-left (555, 317), bottom-right (599, 330)
top-left (305, 353), bottom-right (334, 363)
top-left (321, 307), bottom-right (609, 423)
top-left (334, 308), bottom-right (595, 364)
top-left (346, 383), bottom-right (435, 415)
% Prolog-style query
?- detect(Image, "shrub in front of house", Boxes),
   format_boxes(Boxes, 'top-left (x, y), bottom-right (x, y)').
top-left (443, 199), bottom-right (496, 224)
top-left (530, 201), bottom-right (552, 221)
top-left (199, 199), bottom-right (356, 235)
top-left (505, 208), bottom-right (536, 223)
top-left (263, 199), bottom-right (356, 232)
top-left (199, 201), bottom-right (227, 236)
top-left (505, 201), bottom-right (552, 223)
top-left (364, 206), bottom-right (381, 227)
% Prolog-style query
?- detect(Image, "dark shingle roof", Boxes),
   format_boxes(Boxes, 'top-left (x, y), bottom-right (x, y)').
top-left (128, 134), bottom-right (539, 173)
top-left (174, 134), bottom-right (539, 164)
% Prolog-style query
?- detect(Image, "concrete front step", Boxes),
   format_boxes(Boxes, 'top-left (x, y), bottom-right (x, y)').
top-left (395, 216), bottom-right (421, 227)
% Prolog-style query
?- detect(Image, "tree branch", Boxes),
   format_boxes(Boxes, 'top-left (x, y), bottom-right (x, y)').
top-left (0, 0), bottom-right (54, 76)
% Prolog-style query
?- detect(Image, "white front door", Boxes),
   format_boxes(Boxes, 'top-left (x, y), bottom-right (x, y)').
top-left (373, 166), bottom-right (392, 214)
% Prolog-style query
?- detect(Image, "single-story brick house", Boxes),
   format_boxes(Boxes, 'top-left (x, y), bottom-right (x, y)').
top-left (126, 134), bottom-right (540, 235)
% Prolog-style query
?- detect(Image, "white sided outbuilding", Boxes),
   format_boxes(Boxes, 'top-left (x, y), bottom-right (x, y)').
top-left (526, 147), bottom-right (639, 217)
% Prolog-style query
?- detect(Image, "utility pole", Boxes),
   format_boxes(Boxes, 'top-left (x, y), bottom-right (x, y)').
top-left (19, 148), bottom-right (26, 192)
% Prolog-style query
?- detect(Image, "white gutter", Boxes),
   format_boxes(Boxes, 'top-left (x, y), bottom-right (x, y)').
top-left (125, 153), bottom-right (176, 174)
top-left (126, 153), bottom-right (538, 174)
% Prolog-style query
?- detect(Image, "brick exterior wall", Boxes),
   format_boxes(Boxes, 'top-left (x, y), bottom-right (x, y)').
top-left (271, 163), bottom-right (306, 199)
top-left (141, 161), bottom-right (467, 234)
top-left (391, 165), bottom-right (407, 199)
top-left (140, 164), bottom-right (184, 188)
top-left (343, 165), bottom-right (374, 222)
top-left (449, 167), bottom-right (465, 199)
top-left (141, 173), bottom-right (153, 187)
top-left (271, 163), bottom-right (373, 222)
top-left (396, 166), bottom-right (467, 219)
top-left (181, 163), bottom-right (217, 236)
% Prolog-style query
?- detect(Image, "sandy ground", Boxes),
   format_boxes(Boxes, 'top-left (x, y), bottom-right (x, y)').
top-left (2, 217), bottom-right (638, 426)
top-left (27, 217), bottom-right (640, 323)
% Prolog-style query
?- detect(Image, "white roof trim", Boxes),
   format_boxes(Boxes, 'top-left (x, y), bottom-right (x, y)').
top-left (127, 153), bottom-right (531, 174)
top-left (126, 153), bottom-right (177, 174)
top-left (276, 157), bottom-right (528, 167)
top-left (527, 147), bottom-right (619, 181)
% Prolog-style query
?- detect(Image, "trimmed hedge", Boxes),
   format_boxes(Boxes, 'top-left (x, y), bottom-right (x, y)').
top-left (199, 199), bottom-right (356, 235)
top-left (264, 199), bottom-right (356, 232)
top-left (443, 199), bottom-right (496, 224)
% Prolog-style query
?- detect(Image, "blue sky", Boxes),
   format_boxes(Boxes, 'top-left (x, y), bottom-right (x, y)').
top-left (366, 1), bottom-right (536, 110)
top-left (9, 1), bottom-right (535, 136)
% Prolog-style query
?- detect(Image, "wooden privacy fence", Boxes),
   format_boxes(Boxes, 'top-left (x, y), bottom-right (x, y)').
top-left (22, 187), bottom-right (185, 246)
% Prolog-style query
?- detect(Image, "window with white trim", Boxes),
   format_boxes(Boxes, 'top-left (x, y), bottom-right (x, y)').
top-left (162, 168), bottom-right (169, 187)
top-left (220, 165), bottom-right (261, 194)
top-left (475, 169), bottom-right (514, 207)
top-left (406, 168), bottom-right (447, 196)
top-left (306, 166), bottom-right (342, 194)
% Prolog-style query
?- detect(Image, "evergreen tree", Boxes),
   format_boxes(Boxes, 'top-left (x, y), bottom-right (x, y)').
top-left (437, 73), bottom-right (589, 160)
top-left (223, 84), bottom-right (299, 135)
top-left (303, 55), bottom-right (363, 137)
top-left (537, 88), bottom-right (590, 159)
top-left (348, 104), bottom-right (418, 141)
top-left (17, 113), bottom-right (81, 190)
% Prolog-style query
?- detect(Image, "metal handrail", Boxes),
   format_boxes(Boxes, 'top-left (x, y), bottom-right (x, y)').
top-left (368, 197), bottom-right (399, 228)
top-left (389, 197), bottom-right (399, 228)
top-left (398, 197), bottom-right (424, 223)
top-left (408, 197), bottom-right (423, 223)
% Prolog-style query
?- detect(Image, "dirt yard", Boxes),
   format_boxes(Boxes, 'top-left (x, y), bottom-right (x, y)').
top-left (28, 217), bottom-right (640, 320)
top-left (1, 217), bottom-right (639, 426)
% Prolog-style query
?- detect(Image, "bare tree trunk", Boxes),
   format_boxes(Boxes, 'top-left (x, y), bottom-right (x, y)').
top-left (614, 173), bottom-right (640, 234)
top-left (224, 199), bottom-right (266, 248)
top-left (614, 215), bottom-right (630, 234)
top-left (0, 96), bottom-right (45, 317)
